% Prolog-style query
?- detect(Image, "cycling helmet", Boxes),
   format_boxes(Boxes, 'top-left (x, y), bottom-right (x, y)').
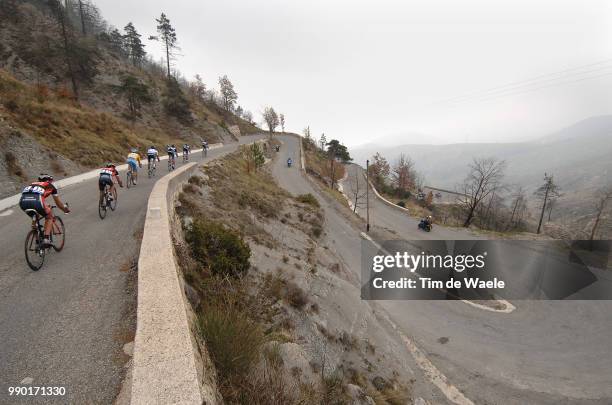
top-left (106, 162), bottom-right (116, 168)
top-left (130, 147), bottom-right (138, 153)
top-left (171, 144), bottom-right (175, 147)
top-left (38, 174), bottom-right (54, 182)
top-left (150, 145), bottom-right (155, 149)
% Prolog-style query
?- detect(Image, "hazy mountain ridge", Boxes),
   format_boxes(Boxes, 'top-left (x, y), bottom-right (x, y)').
top-left (352, 116), bottom-right (612, 196)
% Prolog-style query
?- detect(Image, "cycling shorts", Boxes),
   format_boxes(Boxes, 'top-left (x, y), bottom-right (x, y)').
top-left (19, 194), bottom-right (51, 219)
top-left (99, 175), bottom-right (114, 191)
top-left (127, 158), bottom-right (138, 171)
top-left (147, 154), bottom-right (157, 162)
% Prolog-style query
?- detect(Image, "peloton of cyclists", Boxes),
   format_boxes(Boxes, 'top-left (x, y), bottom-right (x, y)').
top-left (19, 174), bottom-right (70, 247)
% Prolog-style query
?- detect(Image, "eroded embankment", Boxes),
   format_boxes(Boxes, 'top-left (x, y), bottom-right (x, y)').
top-left (173, 142), bottom-right (415, 404)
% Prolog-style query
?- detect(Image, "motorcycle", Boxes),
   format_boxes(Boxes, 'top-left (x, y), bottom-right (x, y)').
top-left (418, 219), bottom-right (432, 232)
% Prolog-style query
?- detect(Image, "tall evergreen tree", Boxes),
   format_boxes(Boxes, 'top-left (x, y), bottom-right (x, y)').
top-left (219, 75), bottom-right (238, 111)
top-left (124, 22), bottom-right (145, 66)
top-left (155, 13), bottom-right (177, 79)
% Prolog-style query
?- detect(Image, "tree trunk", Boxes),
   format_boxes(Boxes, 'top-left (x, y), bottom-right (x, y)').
top-left (590, 207), bottom-right (603, 241)
top-left (78, 0), bottom-right (86, 36)
top-left (165, 39), bottom-right (171, 78)
top-left (57, 3), bottom-right (79, 99)
top-left (536, 184), bottom-right (550, 234)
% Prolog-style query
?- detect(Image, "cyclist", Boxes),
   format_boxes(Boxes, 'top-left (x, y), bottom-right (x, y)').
top-left (147, 145), bottom-right (160, 171)
top-left (127, 147), bottom-right (142, 184)
top-left (182, 143), bottom-right (190, 161)
top-left (202, 139), bottom-right (209, 157)
top-left (19, 174), bottom-right (70, 246)
top-left (287, 157), bottom-right (293, 167)
top-left (167, 144), bottom-right (177, 169)
top-left (99, 163), bottom-right (123, 205)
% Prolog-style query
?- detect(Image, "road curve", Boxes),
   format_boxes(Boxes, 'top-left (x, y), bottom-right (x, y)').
top-left (0, 135), bottom-right (262, 404)
top-left (272, 134), bottom-right (612, 405)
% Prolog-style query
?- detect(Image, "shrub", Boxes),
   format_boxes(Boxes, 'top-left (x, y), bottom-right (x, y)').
top-left (188, 175), bottom-right (204, 187)
top-left (311, 226), bottom-right (323, 238)
top-left (3, 98), bottom-right (18, 112)
top-left (397, 201), bottom-right (406, 208)
top-left (197, 303), bottom-right (265, 381)
top-left (296, 193), bottom-right (320, 207)
top-left (185, 219), bottom-right (251, 277)
top-left (285, 281), bottom-right (309, 309)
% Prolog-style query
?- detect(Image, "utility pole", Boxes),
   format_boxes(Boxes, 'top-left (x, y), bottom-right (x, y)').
top-left (366, 159), bottom-right (370, 232)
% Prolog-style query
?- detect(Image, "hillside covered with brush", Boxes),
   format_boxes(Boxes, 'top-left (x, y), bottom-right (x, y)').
top-left (0, 0), bottom-right (260, 197)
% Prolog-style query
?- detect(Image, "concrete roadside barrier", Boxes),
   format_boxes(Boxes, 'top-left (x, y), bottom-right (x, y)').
top-left (130, 159), bottom-right (208, 404)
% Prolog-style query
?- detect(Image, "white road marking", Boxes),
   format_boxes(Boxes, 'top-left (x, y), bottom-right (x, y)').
top-left (381, 312), bottom-right (474, 405)
top-left (0, 209), bottom-right (14, 217)
top-left (20, 377), bottom-right (34, 385)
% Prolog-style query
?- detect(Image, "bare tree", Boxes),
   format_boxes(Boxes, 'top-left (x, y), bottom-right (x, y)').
top-left (457, 157), bottom-right (506, 227)
top-left (348, 170), bottom-right (367, 213)
top-left (590, 186), bottom-right (612, 240)
top-left (243, 110), bottom-right (254, 124)
top-left (262, 106), bottom-right (279, 134)
top-left (508, 186), bottom-right (528, 230)
top-left (279, 113), bottom-right (285, 132)
top-left (546, 197), bottom-right (557, 222)
top-left (391, 154), bottom-right (415, 197)
top-left (319, 133), bottom-right (327, 150)
top-left (368, 152), bottom-right (390, 189)
top-left (534, 173), bottom-right (561, 234)
top-left (189, 74), bottom-right (206, 100)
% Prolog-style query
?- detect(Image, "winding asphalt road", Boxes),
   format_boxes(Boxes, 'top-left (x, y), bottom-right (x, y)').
top-left (0, 136), bottom-right (262, 404)
top-left (273, 135), bottom-right (612, 405)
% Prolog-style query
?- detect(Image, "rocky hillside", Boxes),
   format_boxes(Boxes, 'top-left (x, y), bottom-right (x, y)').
top-left (0, 0), bottom-right (259, 198)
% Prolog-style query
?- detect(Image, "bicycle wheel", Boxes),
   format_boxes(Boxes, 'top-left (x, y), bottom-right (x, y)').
top-left (52, 216), bottom-right (65, 252)
top-left (99, 195), bottom-right (108, 220)
top-left (126, 171), bottom-right (132, 189)
top-left (25, 230), bottom-right (45, 271)
top-left (109, 189), bottom-right (117, 211)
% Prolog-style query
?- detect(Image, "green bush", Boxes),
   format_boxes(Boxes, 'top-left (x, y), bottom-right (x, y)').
top-left (296, 193), bottom-right (320, 208)
top-left (185, 219), bottom-right (251, 277)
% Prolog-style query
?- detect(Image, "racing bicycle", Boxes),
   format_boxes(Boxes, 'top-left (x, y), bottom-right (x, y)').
top-left (148, 159), bottom-right (157, 178)
top-left (99, 183), bottom-right (117, 219)
top-left (126, 165), bottom-right (137, 188)
top-left (24, 205), bottom-right (67, 271)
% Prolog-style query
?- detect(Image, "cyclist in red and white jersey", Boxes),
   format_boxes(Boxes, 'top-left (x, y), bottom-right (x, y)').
top-left (19, 174), bottom-right (70, 246)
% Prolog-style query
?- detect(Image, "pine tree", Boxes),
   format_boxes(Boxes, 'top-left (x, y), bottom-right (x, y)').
top-left (155, 13), bottom-right (178, 79)
top-left (219, 75), bottom-right (238, 111)
top-left (124, 22), bottom-right (146, 66)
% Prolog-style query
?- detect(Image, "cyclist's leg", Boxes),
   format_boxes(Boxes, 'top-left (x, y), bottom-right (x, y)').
top-left (99, 178), bottom-right (105, 205)
top-left (42, 203), bottom-right (53, 238)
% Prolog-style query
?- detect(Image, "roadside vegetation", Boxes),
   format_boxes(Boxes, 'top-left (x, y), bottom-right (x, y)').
top-left (0, 0), bottom-right (260, 195)
top-left (174, 145), bottom-right (412, 404)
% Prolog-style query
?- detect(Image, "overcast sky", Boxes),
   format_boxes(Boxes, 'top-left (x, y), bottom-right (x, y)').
top-left (94, 0), bottom-right (612, 146)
